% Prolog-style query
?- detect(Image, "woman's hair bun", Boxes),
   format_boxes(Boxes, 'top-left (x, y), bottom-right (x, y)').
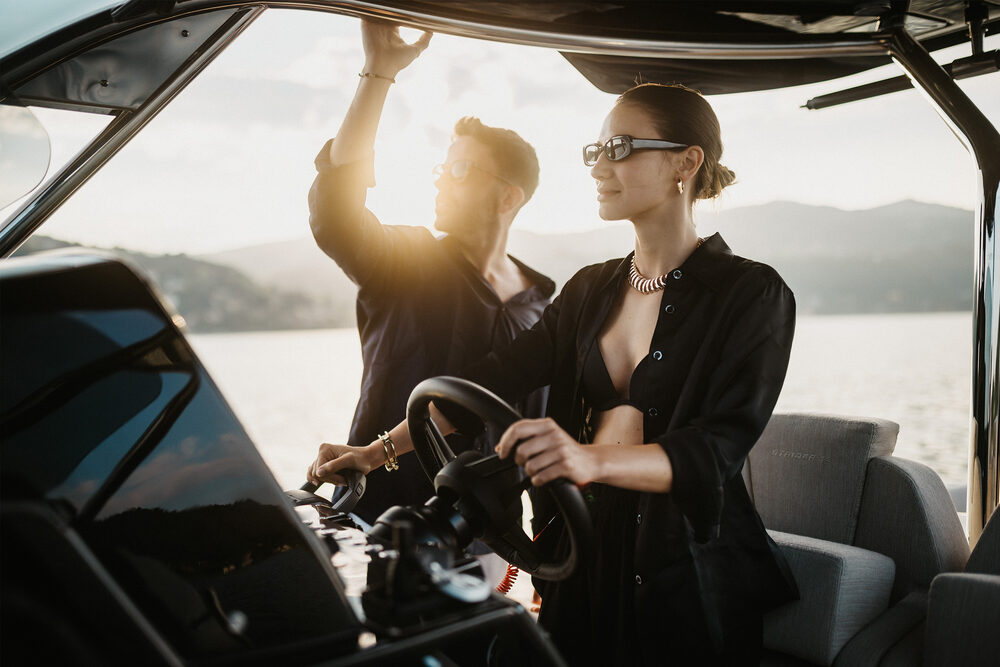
top-left (698, 163), bottom-right (736, 200)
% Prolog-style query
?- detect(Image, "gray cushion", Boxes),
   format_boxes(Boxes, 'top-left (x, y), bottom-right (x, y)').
top-left (966, 506), bottom-right (999, 575)
top-left (879, 622), bottom-right (924, 667)
top-left (764, 530), bottom-right (895, 666)
top-left (747, 413), bottom-right (898, 544)
top-left (831, 590), bottom-right (927, 667)
top-left (924, 573), bottom-right (1000, 667)
top-left (854, 456), bottom-right (969, 600)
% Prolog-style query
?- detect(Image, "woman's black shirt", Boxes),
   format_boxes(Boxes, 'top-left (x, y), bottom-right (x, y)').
top-left (454, 233), bottom-right (799, 662)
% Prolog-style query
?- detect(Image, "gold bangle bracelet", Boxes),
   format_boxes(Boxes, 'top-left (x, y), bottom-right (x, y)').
top-left (359, 71), bottom-right (395, 84)
top-left (378, 431), bottom-right (399, 471)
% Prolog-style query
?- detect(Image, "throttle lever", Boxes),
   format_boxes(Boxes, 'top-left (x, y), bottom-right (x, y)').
top-left (287, 469), bottom-right (366, 514)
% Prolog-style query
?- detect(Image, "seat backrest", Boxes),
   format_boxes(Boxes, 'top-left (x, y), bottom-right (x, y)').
top-left (745, 413), bottom-right (898, 544)
top-left (853, 456), bottom-right (969, 601)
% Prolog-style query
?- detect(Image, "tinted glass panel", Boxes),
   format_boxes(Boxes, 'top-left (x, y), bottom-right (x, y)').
top-left (0, 256), bottom-right (360, 660)
top-left (85, 364), bottom-right (358, 658)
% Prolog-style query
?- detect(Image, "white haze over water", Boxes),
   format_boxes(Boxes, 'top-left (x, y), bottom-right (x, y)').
top-left (19, 9), bottom-right (1000, 255)
top-left (189, 312), bottom-right (972, 493)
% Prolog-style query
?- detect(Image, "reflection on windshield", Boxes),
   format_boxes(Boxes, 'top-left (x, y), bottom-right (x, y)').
top-left (0, 104), bottom-right (50, 207)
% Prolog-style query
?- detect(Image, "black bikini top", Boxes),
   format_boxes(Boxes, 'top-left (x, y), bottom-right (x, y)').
top-left (581, 336), bottom-right (650, 412)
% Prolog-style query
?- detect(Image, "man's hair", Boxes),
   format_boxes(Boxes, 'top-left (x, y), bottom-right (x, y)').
top-left (453, 116), bottom-right (540, 204)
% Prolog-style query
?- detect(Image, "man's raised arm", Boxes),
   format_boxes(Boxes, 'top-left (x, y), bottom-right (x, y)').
top-left (308, 21), bottom-right (431, 282)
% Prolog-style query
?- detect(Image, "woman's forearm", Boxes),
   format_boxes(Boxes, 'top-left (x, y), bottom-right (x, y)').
top-left (590, 444), bottom-right (674, 493)
top-left (358, 403), bottom-right (456, 468)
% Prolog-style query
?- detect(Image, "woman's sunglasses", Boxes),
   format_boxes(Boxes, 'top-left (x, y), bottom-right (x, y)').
top-left (582, 135), bottom-right (689, 166)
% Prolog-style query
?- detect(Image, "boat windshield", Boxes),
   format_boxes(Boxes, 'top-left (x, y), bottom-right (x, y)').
top-left (0, 0), bottom-right (124, 60)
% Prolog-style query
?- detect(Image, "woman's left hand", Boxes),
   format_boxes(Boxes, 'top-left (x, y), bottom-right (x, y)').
top-left (495, 418), bottom-right (600, 486)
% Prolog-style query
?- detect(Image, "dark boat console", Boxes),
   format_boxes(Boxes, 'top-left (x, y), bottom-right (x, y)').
top-left (0, 252), bottom-right (566, 666)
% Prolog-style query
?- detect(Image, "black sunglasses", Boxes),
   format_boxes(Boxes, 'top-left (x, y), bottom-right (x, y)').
top-left (582, 135), bottom-right (689, 166)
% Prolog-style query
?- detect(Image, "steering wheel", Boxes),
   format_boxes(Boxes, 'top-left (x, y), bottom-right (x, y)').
top-left (406, 376), bottom-right (592, 581)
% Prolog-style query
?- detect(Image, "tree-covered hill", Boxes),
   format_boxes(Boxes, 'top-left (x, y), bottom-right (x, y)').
top-left (13, 236), bottom-right (351, 333)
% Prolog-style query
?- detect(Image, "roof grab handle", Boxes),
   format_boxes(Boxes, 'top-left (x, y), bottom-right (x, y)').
top-left (803, 49), bottom-right (999, 110)
top-left (111, 0), bottom-right (178, 23)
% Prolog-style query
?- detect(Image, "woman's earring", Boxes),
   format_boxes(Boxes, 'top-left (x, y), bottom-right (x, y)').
top-left (676, 179), bottom-right (684, 195)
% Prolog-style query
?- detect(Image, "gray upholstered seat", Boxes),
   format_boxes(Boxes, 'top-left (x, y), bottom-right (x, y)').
top-left (923, 507), bottom-right (1000, 667)
top-left (763, 531), bottom-right (895, 665)
top-left (745, 413), bottom-right (898, 544)
top-left (748, 413), bottom-right (970, 667)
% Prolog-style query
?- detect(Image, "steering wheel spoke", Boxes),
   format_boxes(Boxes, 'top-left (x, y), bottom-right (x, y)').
top-left (423, 418), bottom-right (453, 470)
top-left (495, 526), bottom-right (542, 571)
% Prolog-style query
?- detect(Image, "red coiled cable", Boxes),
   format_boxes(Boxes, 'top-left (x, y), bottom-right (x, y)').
top-left (495, 562), bottom-right (519, 594)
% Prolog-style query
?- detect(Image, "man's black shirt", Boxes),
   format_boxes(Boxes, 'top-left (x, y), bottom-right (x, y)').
top-left (309, 142), bottom-right (554, 522)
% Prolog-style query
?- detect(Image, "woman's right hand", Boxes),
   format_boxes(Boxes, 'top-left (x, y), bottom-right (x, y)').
top-left (306, 442), bottom-right (382, 487)
top-left (360, 19), bottom-right (432, 80)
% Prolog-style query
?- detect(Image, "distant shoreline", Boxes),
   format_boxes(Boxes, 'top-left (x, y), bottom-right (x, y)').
top-left (17, 200), bottom-right (976, 332)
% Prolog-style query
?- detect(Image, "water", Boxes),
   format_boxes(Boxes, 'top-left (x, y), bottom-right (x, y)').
top-left (188, 312), bottom-right (972, 491)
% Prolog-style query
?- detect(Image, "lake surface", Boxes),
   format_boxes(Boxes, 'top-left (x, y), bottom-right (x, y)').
top-left (188, 311), bottom-right (972, 491)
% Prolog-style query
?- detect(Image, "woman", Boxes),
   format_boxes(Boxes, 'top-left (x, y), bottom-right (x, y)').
top-left (310, 83), bottom-right (798, 665)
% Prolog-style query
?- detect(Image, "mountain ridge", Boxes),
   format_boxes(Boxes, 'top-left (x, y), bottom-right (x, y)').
top-left (15, 199), bottom-right (975, 332)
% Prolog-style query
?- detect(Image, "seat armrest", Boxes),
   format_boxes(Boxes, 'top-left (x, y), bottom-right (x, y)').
top-left (831, 590), bottom-right (927, 667)
top-left (924, 572), bottom-right (1000, 667)
top-left (764, 530), bottom-right (895, 666)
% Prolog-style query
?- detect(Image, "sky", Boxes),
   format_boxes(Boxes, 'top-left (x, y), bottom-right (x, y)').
top-left (7, 8), bottom-right (999, 255)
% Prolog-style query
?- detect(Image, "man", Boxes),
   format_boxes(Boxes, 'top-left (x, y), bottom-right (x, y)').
top-left (307, 20), bottom-right (553, 524)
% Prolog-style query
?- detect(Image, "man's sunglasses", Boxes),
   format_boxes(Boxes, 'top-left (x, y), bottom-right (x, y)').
top-left (582, 135), bottom-right (689, 166)
top-left (433, 160), bottom-right (514, 187)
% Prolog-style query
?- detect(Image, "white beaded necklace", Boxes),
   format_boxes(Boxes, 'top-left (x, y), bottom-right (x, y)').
top-left (628, 238), bottom-right (703, 294)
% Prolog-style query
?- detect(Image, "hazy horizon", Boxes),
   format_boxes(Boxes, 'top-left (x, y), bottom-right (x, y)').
top-left (27, 197), bottom-right (974, 256)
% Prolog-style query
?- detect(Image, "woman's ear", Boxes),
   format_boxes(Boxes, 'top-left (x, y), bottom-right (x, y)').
top-left (679, 145), bottom-right (705, 181)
